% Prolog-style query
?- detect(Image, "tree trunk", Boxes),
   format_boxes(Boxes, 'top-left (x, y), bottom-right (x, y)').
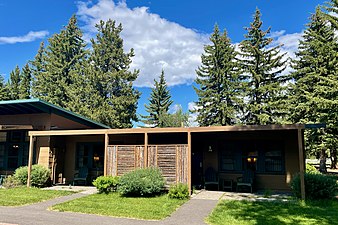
top-left (319, 148), bottom-right (327, 173)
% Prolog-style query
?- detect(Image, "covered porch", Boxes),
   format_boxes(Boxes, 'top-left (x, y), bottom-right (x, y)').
top-left (26, 125), bottom-right (306, 199)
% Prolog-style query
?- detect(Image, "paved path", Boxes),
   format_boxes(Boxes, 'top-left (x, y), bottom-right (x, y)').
top-left (0, 190), bottom-right (222, 225)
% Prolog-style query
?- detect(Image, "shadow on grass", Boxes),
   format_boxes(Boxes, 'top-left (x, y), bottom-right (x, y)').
top-left (208, 199), bottom-right (338, 225)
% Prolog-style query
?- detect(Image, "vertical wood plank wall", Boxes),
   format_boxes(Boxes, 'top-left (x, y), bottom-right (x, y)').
top-left (106, 145), bottom-right (188, 185)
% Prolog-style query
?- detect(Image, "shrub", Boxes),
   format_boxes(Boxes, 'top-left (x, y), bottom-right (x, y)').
top-left (93, 176), bottom-right (119, 193)
top-left (168, 183), bottom-right (190, 199)
top-left (306, 164), bottom-right (320, 174)
top-left (14, 165), bottom-right (51, 187)
top-left (291, 172), bottom-right (338, 200)
top-left (2, 175), bottom-right (21, 189)
top-left (118, 167), bottom-right (165, 196)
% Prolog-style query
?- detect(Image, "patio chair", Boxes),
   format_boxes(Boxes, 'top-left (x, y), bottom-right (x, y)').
top-left (204, 167), bottom-right (219, 190)
top-left (236, 170), bottom-right (254, 193)
top-left (73, 167), bottom-right (88, 186)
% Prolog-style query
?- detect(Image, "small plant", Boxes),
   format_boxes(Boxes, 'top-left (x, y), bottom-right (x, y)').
top-left (168, 183), bottom-right (190, 199)
top-left (306, 163), bottom-right (320, 174)
top-left (93, 176), bottom-right (119, 193)
top-left (14, 165), bottom-right (51, 187)
top-left (118, 167), bottom-right (165, 196)
top-left (291, 172), bottom-right (338, 200)
top-left (2, 175), bottom-right (21, 189)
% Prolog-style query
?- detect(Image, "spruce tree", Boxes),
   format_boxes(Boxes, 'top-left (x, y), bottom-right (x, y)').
top-left (194, 25), bottom-right (240, 126)
top-left (32, 15), bottom-right (87, 107)
top-left (90, 19), bottom-right (140, 128)
top-left (18, 63), bottom-right (31, 99)
top-left (238, 8), bottom-right (288, 125)
top-left (0, 75), bottom-right (9, 100)
top-left (8, 65), bottom-right (21, 100)
top-left (142, 70), bottom-right (173, 127)
top-left (290, 7), bottom-right (338, 169)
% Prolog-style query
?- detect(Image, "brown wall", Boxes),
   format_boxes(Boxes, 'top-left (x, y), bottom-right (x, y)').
top-left (0, 113), bottom-right (51, 130)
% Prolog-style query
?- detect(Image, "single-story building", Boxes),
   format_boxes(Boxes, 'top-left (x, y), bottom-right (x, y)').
top-left (0, 98), bottom-right (109, 178)
top-left (0, 99), bottom-right (306, 199)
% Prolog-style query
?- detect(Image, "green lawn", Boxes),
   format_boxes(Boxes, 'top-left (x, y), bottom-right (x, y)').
top-left (0, 187), bottom-right (73, 206)
top-left (206, 199), bottom-right (338, 225)
top-left (52, 192), bottom-right (187, 220)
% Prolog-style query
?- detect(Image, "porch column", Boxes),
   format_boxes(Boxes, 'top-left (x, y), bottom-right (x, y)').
top-left (144, 132), bottom-right (148, 168)
top-left (27, 135), bottom-right (35, 187)
top-left (187, 131), bottom-right (192, 194)
top-left (298, 128), bottom-right (305, 200)
top-left (104, 133), bottom-right (109, 176)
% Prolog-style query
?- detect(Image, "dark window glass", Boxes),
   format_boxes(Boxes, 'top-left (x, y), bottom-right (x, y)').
top-left (0, 144), bottom-right (5, 168)
top-left (265, 150), bottom-right (283, 172)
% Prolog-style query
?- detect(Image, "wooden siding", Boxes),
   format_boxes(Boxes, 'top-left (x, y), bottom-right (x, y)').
top-left (106, 145), bottom-right (188, 185)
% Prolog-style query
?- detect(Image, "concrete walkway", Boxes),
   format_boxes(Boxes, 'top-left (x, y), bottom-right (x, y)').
top-left (0, 189), bottom-right (222, 225)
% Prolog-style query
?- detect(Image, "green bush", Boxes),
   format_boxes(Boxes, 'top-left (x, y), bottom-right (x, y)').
top-left (291, 173), bottom-right (338, 200)
top-left (2, 175), bottom-right (21, 189)
top-left (168, 183), bottom-right (190, 199)
top-left (93, 176), bottom-right (119, 193)
top-left (118, 167), bottom-right (165, 196)
top-left (14, 165), bottom-right (51, 187)
top-left (306, 164), bottom-right (320, 174)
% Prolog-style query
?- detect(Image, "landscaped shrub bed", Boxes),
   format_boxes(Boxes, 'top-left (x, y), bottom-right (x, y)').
top-left (168, 183), bottom-right (190, 199)
top-left (14, 164), bottom-right (51, 187)
top-left (291, 172), bottom-right (338, 199)
top-left (118, 167), bottom-right (165, 196)
top-left (93, 176), bottom-right (119, 193)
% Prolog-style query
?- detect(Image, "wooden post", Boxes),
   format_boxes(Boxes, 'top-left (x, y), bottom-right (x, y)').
top-left (187, 132), bottom-right (192, 194)
top-left (298, 128), bottom-right (305, 200)
top-left (144, 133), bottom-right (148, 168)
top-left (104, 133), bottom-right (109, 176)
top-left (27, 135), bottom-right (34, 187)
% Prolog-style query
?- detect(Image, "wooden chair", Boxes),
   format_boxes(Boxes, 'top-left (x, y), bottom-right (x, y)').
top-left (236, 170), bottom-right (254, 193)
top-left (73, 167), bottom-right (88, 186)
top-left (204, 167), bottom-right (219, 190)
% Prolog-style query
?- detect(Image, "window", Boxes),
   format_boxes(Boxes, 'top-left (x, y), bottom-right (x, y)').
top-left (76, 143), bottom-right (104, 170)
top-left (7, 144), bottom-right (19, 169)
top-left (219, 142), bottom-right (241, 172)
top-left (265, 150), bottom-right (283, 172)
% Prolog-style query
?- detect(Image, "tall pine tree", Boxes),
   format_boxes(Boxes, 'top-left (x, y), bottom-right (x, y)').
top-left (0, 75), bottom-right (9, 100)
top-left (238, 8), bottom-right (288, 125)
top-left (194, 25), bottom-right (240, 126)
top-left (8, 65), bottom-right (21, 100)
top-left (142, 70), bottom-right (173, 127)
top-left (18, 63), bottom-right (31, 99)
top-left (290, 7), bottom-right (338, 169)
top-left (90, 19), bottom-right (140, 128)
top-left (32, 15), bottom-right (87, 107)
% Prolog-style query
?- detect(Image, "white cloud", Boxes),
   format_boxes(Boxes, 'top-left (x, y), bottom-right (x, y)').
top-left (187, 102), bottom-right (199, 127)
top-left (270, 30), bottom-right (303, 59)
top-left (76, 0), bottom-right (208, 87)
top-left (0, 31), bottom-right (49, 44)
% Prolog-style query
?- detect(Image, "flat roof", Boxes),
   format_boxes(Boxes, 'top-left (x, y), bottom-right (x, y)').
top-left (0, 98), bottom-right (109, 129)
top-left (28, 124), bottom-right (306, 137)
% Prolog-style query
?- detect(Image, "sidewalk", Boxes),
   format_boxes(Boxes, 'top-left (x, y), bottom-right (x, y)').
top-left (0, 189), bottom-right (222, 225)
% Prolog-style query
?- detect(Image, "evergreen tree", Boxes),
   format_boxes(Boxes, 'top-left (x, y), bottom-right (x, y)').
top-left (194, 25), bottom-right (240, 126)
top-left (290, 7), bottom-right (338, 169)
top-left (32, 15), bottom-right (87, 107)
top-left (158, 106), bottom-right (190, 128)
top-left (0, 75), bottom-right (9, 100)
top-left (238, 8), bottom-right (288, 125)
top-left (90, 19), bottom-right (140, 128)
top-left (142, 70), bottom-right (173, 127)
top-left (18, 63), bottom-right (31, 99)
top-left (8, 65), bottom-right (21, 100)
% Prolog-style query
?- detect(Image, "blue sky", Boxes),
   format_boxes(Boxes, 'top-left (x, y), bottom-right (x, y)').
top-left (0, 0), bottom-right (326, 125)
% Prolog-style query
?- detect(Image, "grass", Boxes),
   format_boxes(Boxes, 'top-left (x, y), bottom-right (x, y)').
top-left (0, 187), bottom-right (73, 206)
top-left (206, 199), bottom-right (338, 225)
top-left (52, 192), bottom-right (187, 220)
